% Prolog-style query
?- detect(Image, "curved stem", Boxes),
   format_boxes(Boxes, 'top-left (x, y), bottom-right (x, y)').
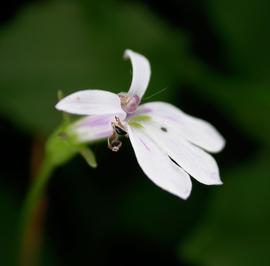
top-left (18, 157), bottom-right (55, 266)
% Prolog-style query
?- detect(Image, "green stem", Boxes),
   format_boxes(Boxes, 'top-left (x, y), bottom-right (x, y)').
top-left (19, 156), bottom-right (55, 266)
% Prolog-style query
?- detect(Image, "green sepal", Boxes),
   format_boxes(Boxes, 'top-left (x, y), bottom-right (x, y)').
top-left (128, 115), bottom-right (151, 128)
top-left (45, 123), bottom-right (97, 168)
top-left (79, 146), bottom-right (97, 168)
top-left (128, 115), bottom-right (151, 123)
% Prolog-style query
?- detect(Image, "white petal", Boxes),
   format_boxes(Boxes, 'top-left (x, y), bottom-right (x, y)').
top-left (70, 115), bottom-right (114, 143)
top-left (124, 49), bottom-right (151, 99)
top-left (56, 90), bottom-right (126, 119)
top-left (140, 121), bottom-right (222, 185)
top-left (128, 125), bottom-right (192, 199)
top-left (137, 102), bottom-right (225, 153)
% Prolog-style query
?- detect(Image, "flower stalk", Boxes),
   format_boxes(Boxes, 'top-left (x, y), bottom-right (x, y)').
top-left (19, 155), bottom-right (54, 266)
top-left (18, 119), bottom-right (97, 265)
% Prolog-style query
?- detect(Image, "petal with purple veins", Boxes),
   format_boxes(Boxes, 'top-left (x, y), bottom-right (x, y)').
top-left (128, 125), bottom-right (192, 199)
top-left (140, 120), bottom-right (222, 185)
top-left (137, 102), bottom-right (225, 153)
top-left (70, 115), bottom-right (114, 143)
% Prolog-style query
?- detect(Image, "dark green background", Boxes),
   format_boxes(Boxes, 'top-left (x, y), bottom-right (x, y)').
top-left (0, 0), bottom-right (269, 265)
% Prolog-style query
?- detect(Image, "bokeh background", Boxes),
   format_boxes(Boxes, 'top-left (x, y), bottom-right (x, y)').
top-left (1, 0), bottom-right (270, 265)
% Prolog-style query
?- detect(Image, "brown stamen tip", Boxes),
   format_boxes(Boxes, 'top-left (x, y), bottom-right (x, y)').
top-left (108, 132), bottom-right (122, 152)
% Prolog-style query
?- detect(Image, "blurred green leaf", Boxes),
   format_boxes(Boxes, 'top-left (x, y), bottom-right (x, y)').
top-left (0, 0), bottom-right (190, 135)
top-left (182, 152), bottom-right (270, 266)
top-left (207, 0), bottom-right (270, 76)
top-left (187, 66), bottom-right (270, 145)
top-left (185, 0), bottom-right (270, 145)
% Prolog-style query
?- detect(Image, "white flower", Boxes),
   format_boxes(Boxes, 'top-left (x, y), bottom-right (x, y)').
top-left (56, 49), bottom-right (225, 199)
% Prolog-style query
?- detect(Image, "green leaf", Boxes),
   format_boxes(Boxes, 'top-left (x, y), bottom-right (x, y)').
top-left (187, 66), bottom-right (270, 145)
top-left (182, 0), bottom-right (270, 145)
top-left (207, 0), bottom-right (270, 76)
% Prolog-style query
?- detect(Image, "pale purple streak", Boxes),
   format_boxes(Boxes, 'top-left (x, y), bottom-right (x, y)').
top-left (94, 130), bottom-right (113, 139)
top-left (127, 107), bottom-right (152, 119)
top-left (77, 115), bottom-right (113, 128)
top-left (139, 137), bottom-right (151, 151)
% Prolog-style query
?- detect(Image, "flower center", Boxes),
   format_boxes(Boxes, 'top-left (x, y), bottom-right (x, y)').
top-left (118, 93), bottom-right (140, 114)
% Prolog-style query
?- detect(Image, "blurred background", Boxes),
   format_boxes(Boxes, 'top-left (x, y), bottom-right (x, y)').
top-left (0, 0), bottom-right (270, 265)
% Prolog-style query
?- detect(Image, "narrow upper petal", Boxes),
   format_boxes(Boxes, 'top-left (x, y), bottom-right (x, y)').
top-left (56, 90), bottom-right (126, 119)
top-left (124, 49), bottom-right (151, 99)
top-left (140, 120), bottom-right (222, 185)
top-left (70, 114), bottom-right (114, 143)
top-left (128, 125), bottom-right (192, 199)
top-left (137, 102), bottom-right (225, 153)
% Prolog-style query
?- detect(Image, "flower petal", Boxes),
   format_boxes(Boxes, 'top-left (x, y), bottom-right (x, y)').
top-left (70, 115), bottom-right (114, 143)
top-left (124, 49), bottom-right (151, 99)
top-left (137, 102), bottom-right (225, 153)
top-left (56, 90), bottom-right (126, 119)
top-left (140, 120), bottom-right (222, 185)
top-left (128, 125), bottom-right (192, 199)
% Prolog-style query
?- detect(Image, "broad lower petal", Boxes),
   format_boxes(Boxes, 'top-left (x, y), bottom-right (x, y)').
top-left (128, 125), bottom-right (192, 199)
top-left (70, 115), bottom-right (114, 143)
top-left (137, 102), bottom-right (225, 153)
top-left (56, 90), bottom-right (126, 119)
top-left (124, 49), bottom-right (151, 99)
top-left (140, 121), bottom-right (222, 185)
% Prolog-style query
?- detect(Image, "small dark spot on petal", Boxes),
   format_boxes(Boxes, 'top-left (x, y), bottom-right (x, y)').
top-left (161, 127), bottom-right (167, 132)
